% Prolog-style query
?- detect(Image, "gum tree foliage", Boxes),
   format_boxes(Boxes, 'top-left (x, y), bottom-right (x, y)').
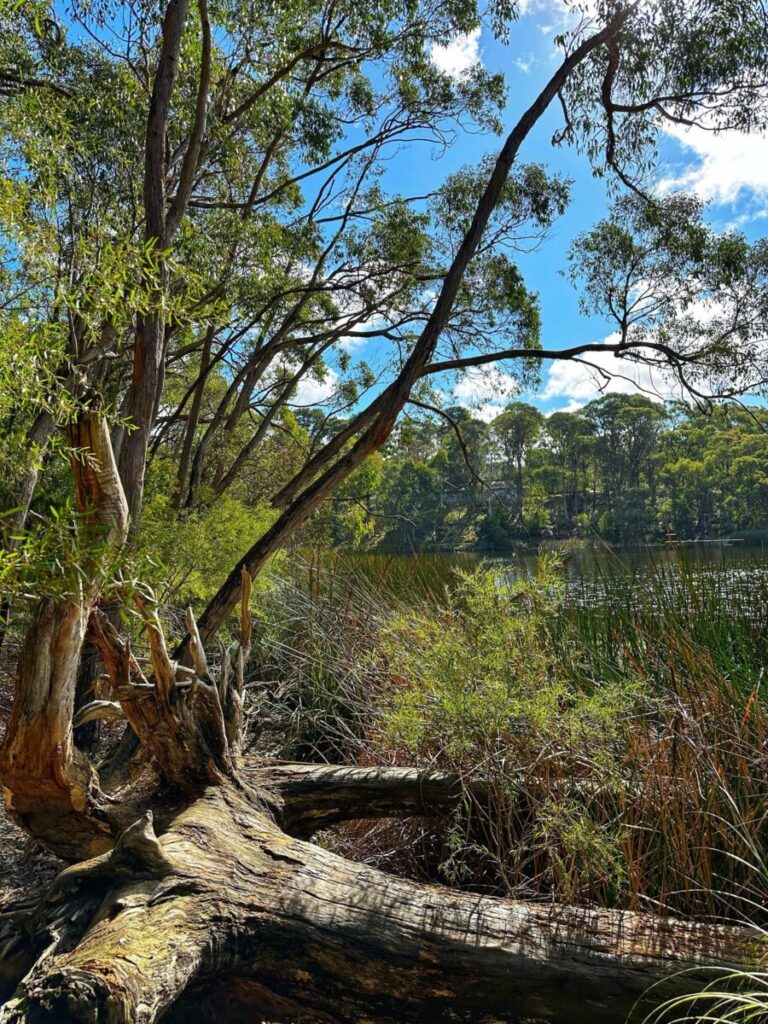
top-left (488, 401), bottom-right (544, 507)
top-left (361, 397), bottom-right (768, 547)
top-left (569, 193), bottom-right (768, 399)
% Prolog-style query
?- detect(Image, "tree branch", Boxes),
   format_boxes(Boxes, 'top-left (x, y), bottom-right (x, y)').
top-left (248, 762), bottom-right (484, 837)
top-left (165, 0), bottom-right (212, 242)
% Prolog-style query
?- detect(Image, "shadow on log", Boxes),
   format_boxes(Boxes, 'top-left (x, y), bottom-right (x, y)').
top-left (1, 784), bottom-right (763, 1024)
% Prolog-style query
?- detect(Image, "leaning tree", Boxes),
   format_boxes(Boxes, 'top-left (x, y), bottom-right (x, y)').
top-left (2, 1), bottom-right (768, 1020)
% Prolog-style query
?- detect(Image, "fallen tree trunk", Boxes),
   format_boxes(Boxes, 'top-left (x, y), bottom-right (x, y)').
top-left (249, 761), bottom-right (484, 837)
top-left (1, 782), bottom-right (763, 1024)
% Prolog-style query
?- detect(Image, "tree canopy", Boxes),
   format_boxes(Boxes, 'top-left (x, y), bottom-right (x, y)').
top-left (1, 0), bottom-right (767, 643)
top-left (337, 396), bottom-right (768, 550)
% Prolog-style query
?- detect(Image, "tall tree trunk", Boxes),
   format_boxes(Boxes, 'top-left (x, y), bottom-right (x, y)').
top-left (119, 317), bottom-right (166, 528)
top-left (120, 0), bottom-right (193, 527)
top-left (174, 325), bottom-right (214, 507)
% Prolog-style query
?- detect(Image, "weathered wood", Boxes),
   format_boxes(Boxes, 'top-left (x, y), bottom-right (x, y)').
top-left (90, 610), bottom-right (234, 789)
top-left (251, 761), bottom-right (483, 837)
top-left (44, 811), bottom-right (175, 904)
top-left (0, 595), bottom-right (112, 859)
top-left (0, 412), bottom-right (129, 859)
top-left (73, 699), bottom-right (124, 728)
top-left (1, 786), bottom-right (763, 1024)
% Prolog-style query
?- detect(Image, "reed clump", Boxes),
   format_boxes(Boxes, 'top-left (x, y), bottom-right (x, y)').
top-left (251, 551), bottom-right (768, 925)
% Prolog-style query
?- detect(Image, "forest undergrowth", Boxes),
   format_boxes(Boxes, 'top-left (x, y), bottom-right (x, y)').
top-left (250, 551), bottom-right (768, 932)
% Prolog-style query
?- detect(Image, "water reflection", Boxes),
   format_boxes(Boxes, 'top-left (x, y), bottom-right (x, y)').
top-left (318, 541), bottom-right (768, 607)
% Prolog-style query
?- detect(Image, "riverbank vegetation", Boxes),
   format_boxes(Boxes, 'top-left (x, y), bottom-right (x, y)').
top-left (315, 396), bottom-right (768, 550)
top-left (254, 553), bottom-right (768, 925)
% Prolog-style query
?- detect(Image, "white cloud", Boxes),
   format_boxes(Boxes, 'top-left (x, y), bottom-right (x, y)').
top-left (659, 123), bottom-right (768, 206)
top-left (338, 335), bottom-right (369, 353)
top-left (338, 312), bottom-right (383, 353)
top-left (513, 53), bottom-right (536, 74)
top-left (430, 28), bottom-right (481, 79)
top-left (538, 333), bottom-right (681, 411)
top-left (721, 208), bottom-right (768, 232)
top-left (527, 0), bottom-right (597, 32)
top-left (452, 368), bottom-right (520, 419)
top-left (474, 402), bottom-right (507, 423)
top-left (293, 368), bottom-right (339, 406)
top-left (454, 368), bottom-right (520, 405)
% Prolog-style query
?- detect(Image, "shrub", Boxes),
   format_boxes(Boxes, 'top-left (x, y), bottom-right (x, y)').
top-left (251, 552), bottom-right (768, 922)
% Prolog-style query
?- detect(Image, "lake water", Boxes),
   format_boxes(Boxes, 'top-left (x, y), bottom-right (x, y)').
top-left (319, 540), bottom-right (768, 606)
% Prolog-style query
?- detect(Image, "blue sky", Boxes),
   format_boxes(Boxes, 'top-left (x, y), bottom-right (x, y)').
top-left (308, 0), bottom-right (768, 421)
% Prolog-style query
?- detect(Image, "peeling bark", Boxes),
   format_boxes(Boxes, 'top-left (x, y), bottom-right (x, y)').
top-left (3, 581), bottom-right (765, 1024)
top-left (0, 412), bottom-right (130, 859)
top-left (89, 603), bottom-right (234, 789)
top-left (0, 595), bottom-right (111, 858)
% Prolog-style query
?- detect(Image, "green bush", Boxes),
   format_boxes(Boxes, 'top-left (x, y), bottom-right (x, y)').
top-left (137, 459), bottom-right (279, 609)
top-left (377, 558), bottom-right (646, 903)
top-left (252, 552), bottom-right (768, 921)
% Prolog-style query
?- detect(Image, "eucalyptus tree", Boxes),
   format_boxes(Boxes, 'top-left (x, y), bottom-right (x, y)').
top-left (3, 1), bottom-right (768, 1021)
top-left (583, 393), bottom-right (667, 501)
top-left (489, 401), bottom-right (544, 508)
top-left (544, 409), bottom-right (597, 519)
top-left (569, 193), bottom-right (768, 400)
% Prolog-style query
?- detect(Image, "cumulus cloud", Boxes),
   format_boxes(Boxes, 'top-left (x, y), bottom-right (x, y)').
top-left (473, 402), bottom-right (508, 423)
top-left (293, 368), bottom-right (339, 406)
top-left (454, 368), bottom-right (519, 402)
top-left (659, 123), bottom-right (768, 206)
top-left (338, 335), bottom-right (369, 353)
top-left (513, 53), bottom-right (536, 73)
top-left (430, 28), bottom-right (481, 79)
top-left (452, 368), bottom-right (520, 419)
top-left (537, 333), bottom-right (682, 411)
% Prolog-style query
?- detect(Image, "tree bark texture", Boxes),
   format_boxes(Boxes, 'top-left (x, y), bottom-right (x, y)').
top-left (0, 412), bottom-right (129, 858)
top-left (2, 783), bottom-right (762, 1024)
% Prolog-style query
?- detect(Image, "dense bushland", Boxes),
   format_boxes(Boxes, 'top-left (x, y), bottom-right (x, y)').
top-left (318, 397), bottom-right (768, 550)
top-left (253, 554), bottom-right (768, 923)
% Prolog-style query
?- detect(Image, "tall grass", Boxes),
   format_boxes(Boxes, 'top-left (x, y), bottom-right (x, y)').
top-left (560, 550), bottom-right (768, 699)
top-left (641, 820), bottom-right (768, 1023)
top-left (250, 551), bottom-right (768, 926)
top-left (549, 553), bottom-right (768, 920)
